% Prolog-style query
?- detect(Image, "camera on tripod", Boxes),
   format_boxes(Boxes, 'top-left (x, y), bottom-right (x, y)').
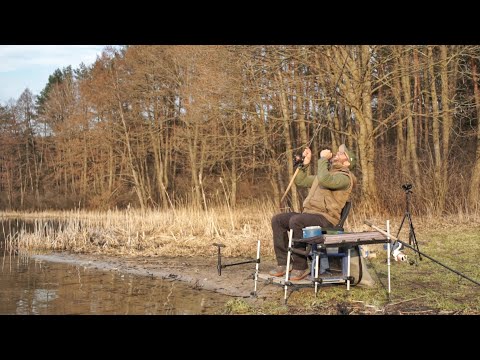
top-left (397, 182), bottom-right (422, 262)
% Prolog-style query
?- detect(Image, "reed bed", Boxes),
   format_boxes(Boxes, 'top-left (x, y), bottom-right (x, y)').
top-left (2, 199), bottom-right (480, 260)
top-left (0, 199), bottom-right (277, 258)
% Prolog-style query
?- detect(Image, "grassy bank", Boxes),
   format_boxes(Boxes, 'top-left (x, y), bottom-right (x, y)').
top-left (223, 226), bottom-right (480, 315)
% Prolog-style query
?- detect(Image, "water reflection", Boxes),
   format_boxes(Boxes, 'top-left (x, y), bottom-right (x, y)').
top-left (0, 219), bottom-right (229, 315)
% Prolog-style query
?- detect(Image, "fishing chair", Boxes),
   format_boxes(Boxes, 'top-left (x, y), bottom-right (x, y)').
top-left (288, 202), bottom-right (352, 271)
top-left (291, 201), bottom-right (351, 248)
top-left (307, 201), bottom-right (352, 277)
top-left (327, 201), bottom-right (351, 232)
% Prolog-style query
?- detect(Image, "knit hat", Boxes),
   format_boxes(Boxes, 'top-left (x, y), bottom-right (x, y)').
top-left (339, 144), bottom-right (356, 170)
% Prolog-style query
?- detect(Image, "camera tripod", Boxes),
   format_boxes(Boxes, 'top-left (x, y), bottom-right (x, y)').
top-left (396, 184), bottom-right (422, 261)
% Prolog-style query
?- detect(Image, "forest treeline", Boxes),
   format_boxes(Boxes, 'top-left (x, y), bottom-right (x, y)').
top-left (1, 45), bottom-right (480, 216)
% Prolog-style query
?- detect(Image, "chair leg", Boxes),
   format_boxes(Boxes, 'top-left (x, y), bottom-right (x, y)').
top-left (284, 229), bottom-right (293, 304)
top-left (347, 248), bottom-right (351, 290)
top-left (314, 252), bottom-right (320, 296)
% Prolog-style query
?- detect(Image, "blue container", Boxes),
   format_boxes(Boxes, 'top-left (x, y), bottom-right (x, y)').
top-left (302, 226), bottom-right (323, 238)
top-left (302, 226), bottom-right (329, 276)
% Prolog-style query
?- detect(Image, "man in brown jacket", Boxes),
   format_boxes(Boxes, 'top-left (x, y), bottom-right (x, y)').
top-left (269, 144), bottom-right (357, 281)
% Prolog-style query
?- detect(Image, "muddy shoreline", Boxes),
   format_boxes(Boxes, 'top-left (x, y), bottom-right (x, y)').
top-left (32, 252), bottom-right (282, 302)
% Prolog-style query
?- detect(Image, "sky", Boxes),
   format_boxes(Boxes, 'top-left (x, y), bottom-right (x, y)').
top-left (0, 45), bottom-right (107, 105)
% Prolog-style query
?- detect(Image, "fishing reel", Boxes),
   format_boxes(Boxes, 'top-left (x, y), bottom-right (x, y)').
top-left (392, 242), bottom-right (408, 262)
top-left (293, 154), bottom-right (305, 168)
top-left (402, 183), bottom-right (413, 193)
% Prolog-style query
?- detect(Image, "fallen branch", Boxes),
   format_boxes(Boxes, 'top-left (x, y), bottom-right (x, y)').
top-left (386, 295), bottom-right (428, 307)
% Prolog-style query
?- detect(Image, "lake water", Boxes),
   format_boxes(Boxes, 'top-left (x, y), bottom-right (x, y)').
top-left (0, 219), bottom-right (231, 315)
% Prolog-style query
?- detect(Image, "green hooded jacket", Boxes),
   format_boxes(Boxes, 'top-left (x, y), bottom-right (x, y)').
top-left (295, 158), bottom-right (356, 225)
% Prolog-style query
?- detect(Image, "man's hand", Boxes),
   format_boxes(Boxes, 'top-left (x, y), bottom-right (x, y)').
top-left (302, 147), bottom-right (312, 166)
top-left (320, 149), bottom-right (332, 160)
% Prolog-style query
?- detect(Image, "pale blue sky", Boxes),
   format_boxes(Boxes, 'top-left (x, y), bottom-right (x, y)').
top-left (0, 45), bottom-right (106, 105)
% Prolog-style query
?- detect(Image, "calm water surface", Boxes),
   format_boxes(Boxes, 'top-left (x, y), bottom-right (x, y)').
top-left (0, 219), bottom-right (230, 315)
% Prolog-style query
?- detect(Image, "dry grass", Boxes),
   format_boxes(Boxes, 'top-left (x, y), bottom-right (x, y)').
top-left (2, 200), bottom-right (480, 260)
top-left (0, 199), bottom-right (278, 258)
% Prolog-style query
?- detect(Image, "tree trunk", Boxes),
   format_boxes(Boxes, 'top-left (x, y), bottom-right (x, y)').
top-left (188, 119), bottom-right (202, 210)
top-left (333, 46), bottom-right (377, 208)
top-left (118, 99), bottom-right (146, 211)
top-left (400, 49), bottom-right (420, 181)
top-left (413, 49), bottom-right (423, 151)
top-left (427, 46), bottom-right (443, 213)
top-left (258, 99), bottom-right (280, 204)
top-left (360, 45), bottom-right (377, 206)
top-left (276, 70), bottom-right (299, 211)
top-left (392, 51), bottom-right (407, 177)
top-left (468, 58), bottom-right (480, 209)
top-left (440, 45), bottom-right (453, 209)
top-left (295, 75), bottom-right (308, 146)
top-left (149, 119), bottom-right (168, 208)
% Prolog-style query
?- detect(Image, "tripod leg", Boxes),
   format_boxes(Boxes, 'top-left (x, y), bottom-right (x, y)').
top-left (407, 213), bottom-right (422, 261)
top-left (396, 213), bottom-right (408, 239)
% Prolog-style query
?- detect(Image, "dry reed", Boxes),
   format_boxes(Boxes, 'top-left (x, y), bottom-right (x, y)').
top-left (2, 200), bottom-right (480, 259)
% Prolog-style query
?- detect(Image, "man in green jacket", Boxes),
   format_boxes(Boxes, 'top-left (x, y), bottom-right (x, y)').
top-left (269, 144), bottom-right (357, 281)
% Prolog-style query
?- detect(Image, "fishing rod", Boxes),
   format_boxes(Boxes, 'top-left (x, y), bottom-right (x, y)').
top-left (280, 48), bottom-right (348, 205)
top-left (364, 220), bottom-right (480, 287)
top-left (306, 46), bottom-right (349, 150)
top-left (280, 155), bottom-right (304, 203)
